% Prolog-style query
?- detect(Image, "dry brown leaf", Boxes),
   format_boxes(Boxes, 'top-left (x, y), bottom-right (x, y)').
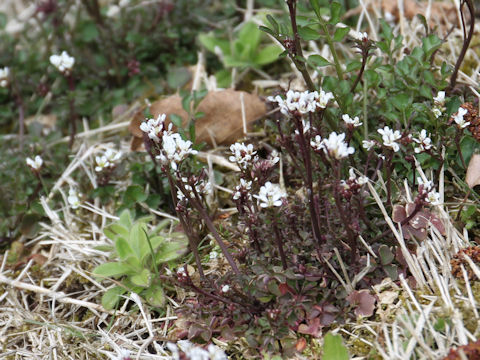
top-left (466, 153), bottom-right (480, 188)
top-left (129, 89), bottom-right (266, 150)
top-left (380, 0), bottom-right (457, 26)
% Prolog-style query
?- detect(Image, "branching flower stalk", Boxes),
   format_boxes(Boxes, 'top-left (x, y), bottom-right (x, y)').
top-left (272, 213), bottom-right (288, 269)
top-left (165, 171), bottom-right (205, 280)
top-left (292, 114), bottom-right (322, 247)
top-left (176, 179), bottom-right (240, 275)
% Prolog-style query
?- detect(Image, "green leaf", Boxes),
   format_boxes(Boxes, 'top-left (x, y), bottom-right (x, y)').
top-left (156, 240), bottom-right (187, 263)
top-left (253, 45), bottom-right (283, 65)
top-left (223, 56), bottom-right (250, 68)
top-left (238, 22), bottom-right (262, 53)
top-left (378, 245), bottom-right (394, 265)
top-left (145, 285), bottom-right (165, 307)
top-left (266, 14), bottom-right (279, 33)
top-left (333, 27), bottom-right (350, 42)
top-left (328, 2), bottom-right (342, 25)
top-left (309, 0), bottom-right (321, 19)
top-left (129, 223), bottom-right (148, 259)
top-left (79, 21), bottom-right (99, 42)
top-left (167, 66), bottom-right (192, 89)
top-left (170, 114), bottom-right (183, 128)
top-left (422, 34), bottom-right (442, 59)
top-left (298, 26), bottom-right (321, 41)
top-left (259, 25), bottom-right (275, 37)
top-left (322, 332), bottom-right (349, 360)
top-left (123, 185), bottom-right (147, 206)
top-left (391, 93), bottom-right (411, 111)
top-left (101, 286), bottom-right (126, 310)
top-left (93, 262), bottom-right (127, 278)
top-left (115, 237), bottom-right (133, 260)
top-left (118, 210), bottom-right (133, 228)
top-left (198, 33), bottom-right (230, 55)
top-left (130, 268), bottom-right (151, 287)
top-left (0, 12), bottom-right (7, 30)
top-left (308, 54), bottom-right (331, 67)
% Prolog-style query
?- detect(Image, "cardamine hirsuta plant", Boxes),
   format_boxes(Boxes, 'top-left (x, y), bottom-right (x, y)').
top-left (135, 0), bottom-right (477, 356)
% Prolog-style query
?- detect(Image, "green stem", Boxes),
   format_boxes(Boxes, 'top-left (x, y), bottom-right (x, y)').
top-left (316, 19), bottom-right (344, 80)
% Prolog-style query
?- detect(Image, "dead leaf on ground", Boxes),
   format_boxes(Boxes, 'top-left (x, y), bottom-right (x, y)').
top-left (129, 89), bottom-right (266, 150)
top-left (466, 154), bottom-right (480, 188)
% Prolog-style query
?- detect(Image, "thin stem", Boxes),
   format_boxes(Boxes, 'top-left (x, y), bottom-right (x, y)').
top-left (180, 181), bottom-right (240, 275)
top-left (286, 0), bottom-right (315, 91)
top-left (272, 215), bottom-right (288, 269)
top-left (314, 16), bottom-right (344, 80)
top-left (166, 172), bottom-right (205, 279)
top-left (455, 130), bottom-right (467, 169)
top-left (67, 74), bottom-right (77, 149)
top-left (448, 0), bottom-right (475, 91)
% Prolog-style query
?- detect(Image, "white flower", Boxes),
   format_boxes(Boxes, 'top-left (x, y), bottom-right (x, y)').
top-left (351, 30), bottom-right (368, 41)
top-left (177, 178), bottom-right (211, 202)
top-left (233, 179), bottom-right (252, 200)
top-left (348, 168), bottom-right (368, 185)
top-left (315, 132), bottom-right (355, 159)
top-left (209, 251), bottom-right (218, 260)
top-left (417, 177), bottom-right (433, 191)
top-left (426, 190), bottom-right (441, 205)
top-left (106, 5), bottom-right (120, 17)
top-left (413, 129), bottom-right (432, 153)
top-left (229, 142), bottom-right (257, 169)
top-left (67, 188), bottom-right (81, 209)
top-left (140, 114), bottom-right (169, 143)
top-left (362, 140), bottom-right (376, 150)
top-left (0, 67), bottom-right (9, 87)
top-left (268, 89), bottom-right (333, 115)
top-left (156, 132), bottom-right (197, 170)
top-left (433, 91), bottom-right (445, 106)
top-left (317, 90), bottom-right (334, 109)
top-left (104, 148), bottom-right (122, 163)
top-left (221, 285), bottom-right (230, 293)
top-left (342, 114), bottom-right (362, 127)
top-left (49, 51), bottom-right (75, 74)
top-left (26, 155), bottom-right (43, 170)
top-left (254, 182), bottom-right (286, 208)
top-left (207, 344), bottom-right (228, 360)
top-left (432, 107), bottom-right (443, 118)
top-left (377, 126), bottom-right (402, 152)
top-left (95, 155), bottom-right (111, 172)
top-left (452, 107), bottom-right (470, 129)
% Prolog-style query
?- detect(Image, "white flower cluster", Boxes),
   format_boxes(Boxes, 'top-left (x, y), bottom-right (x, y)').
top-left (49, 51), bottom-right (75, 74)
top-left (351, 30), bottom-right (368, 41)
top-left (157, 133), bottom-right (197, 170)
top-left (95, 147), bottom-right (122, 172)
top-left (67, 188), bottom-right (81, 209)
top-left (413, 129), bottom-right (433, 153)
top-left (229, 142), bottom-right (257, 169)
top-left (268, 89), bottom-right (334, 115)
top-left (452, 106), bottom-right (469, 129)
top-left (106, 0), bottom-right (130, 17)
top-left (342, 114), bottom-right (362, 128)
top-left (26, 155), bottom-right (43, 171)
top-left (221, 284), bottom-right (230, 293)
top-left (254, 182), bottom-right (286, 208)
top-left (432, 91), bottom-right (445, 118)
top-left (362, 139), bottom-right (376, 151)
top-left (140, 114), bottom-right (171, 143)
top-left (311, 132), bottom-right (355, 159)
top-left (233, 178), bottom-right (252, 201)
top-left (0, 67), bottom-right (9, 87)
top-left (177, 177), bottom-right (211, 202)
top-left (166, 340), bottom-right (227, 360)
top-left (418, 177), bottom-right (441, 206)
top-left (341, 168), bottom-right (369, 190)
top-left (377, 126), bottom-right (402, 152)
